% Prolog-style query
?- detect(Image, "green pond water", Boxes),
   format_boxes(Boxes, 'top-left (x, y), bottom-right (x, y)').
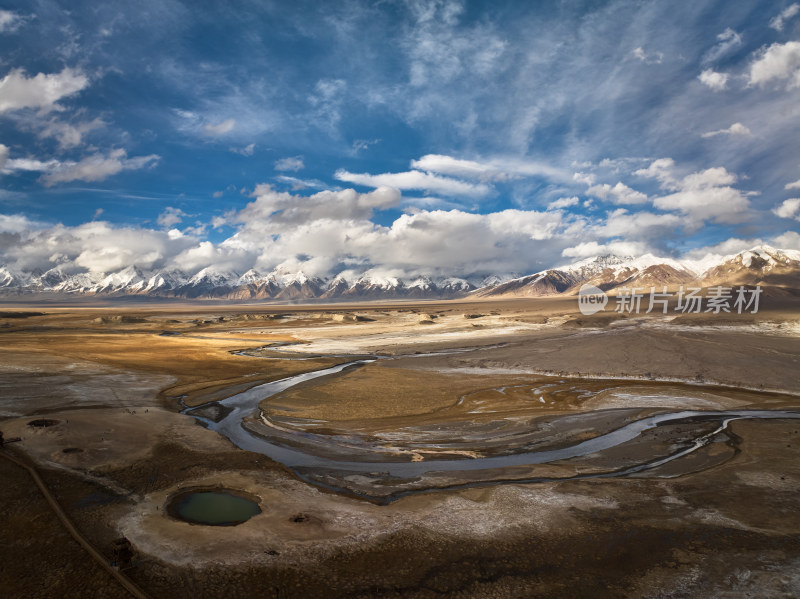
top-left (171, 491), bottom-right (261, 526)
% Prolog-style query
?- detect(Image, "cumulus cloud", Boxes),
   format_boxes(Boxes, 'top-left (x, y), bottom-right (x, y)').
top-left (772, 230), bottom-right (800, 250)
top-left (0, 67), bottom-right (89, 114)
top-left (0, 213), bottom-right (44, 234)
top-left (41, 149), bottom-right (160, 186)
top-left (38, 117), bottom-right (106, 150)
top-left (698, 69), bottom-right (729, 91)
top-left (634, 158), bottom-right (678, 189)
top-left (773, 198), bottom-right (800, 220)
top-left (748, 41), bottom-right (800, 88)
top-left (651, 166), bottom-right (750, 223)
top-left (216, 191), bottom-right (577, 279)
top-left (573, 171), bottom-right (596, 186)
top-left (635, 159), bottom-right (751, 223)
top-left (770, 4), bottom-right (799, 31)
top-left (203, 118), bottom-right (235, 136)
top-left (0, 185), bottom-right (577, 281)
top-left (701, 122), bottom-right (752, 138)
top-left (274, 156), bottom-right (304, 172)
top-left (157, 207), bottom-right (187, 228)
top-left (786, 179), bottom-right (800, 190)
top-left (547, 196), bottom-right (579, 210)
top-left (0, 220), bottom-right (199, 274)
top-left (0, 143), bottom-right (8, 170)
top-left (0, 9), bottom-right (23, 32)
top-left (586, 181), bottom-right (648, 205)
top-left (595, 209), bottom-right (686, 239)
top-left (561, 240), bottom-right (650, 260)
top-left (335, 168), bottom-right (492, 199)
top-left (225, 184), bottom-right (402, 227)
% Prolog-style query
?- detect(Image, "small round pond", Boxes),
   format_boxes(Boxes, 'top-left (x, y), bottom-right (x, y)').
top-left (167, 489), bottom-right (261, 526)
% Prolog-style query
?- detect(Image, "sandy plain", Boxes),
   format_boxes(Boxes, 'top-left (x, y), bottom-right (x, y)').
top-left (1, 296), bottom-right (799, 598)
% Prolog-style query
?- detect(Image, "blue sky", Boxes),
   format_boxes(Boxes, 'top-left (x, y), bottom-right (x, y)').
top-left (1, 0), bottom-right (799, 280)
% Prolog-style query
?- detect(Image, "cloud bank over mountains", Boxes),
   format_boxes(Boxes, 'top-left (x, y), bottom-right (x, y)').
top-left (2, 154), bottom-right (799, 285)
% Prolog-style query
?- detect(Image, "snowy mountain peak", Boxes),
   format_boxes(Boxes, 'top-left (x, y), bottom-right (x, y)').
top-left (236, 269), bottom-right (266, 286)
top-left (737, 245), bottom-right (800, 268)
top-left (557, 253), bottom-right (689, 277)
top-left (1, 247), bottom-right (799, 300)
top-left (188, 267), bottom-right (237, 287)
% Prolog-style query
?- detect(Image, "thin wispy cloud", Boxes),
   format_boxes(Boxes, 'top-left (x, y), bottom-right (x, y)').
top-left (769, 4), bottom-right (800, 31)
top-left (275, 156), bottom-right (305, 172)
top-left (701, 122), bottom-right (752, 138)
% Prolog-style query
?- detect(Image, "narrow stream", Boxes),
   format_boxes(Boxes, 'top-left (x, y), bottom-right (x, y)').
top-left (182, 360), bottom-right (800, 494)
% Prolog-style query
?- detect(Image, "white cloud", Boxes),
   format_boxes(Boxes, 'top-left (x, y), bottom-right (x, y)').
top-left (748, 41), bottom-right (800, 88)
top-left (595, 209), bottom-right (686, 239)
top-left (586, 181), bottom-right (648, 205)
top-left (773, 198), bottom-right (800, 220)
top-left (224, 184), bottom-right (402, 229)
top-left (0, 220), bottom-right (199, 274)
top-left (274, 175), bottom-right (328, 191)
top-left (38, 117), bottom-right (105, 150)
top-left (634, 158), bottom-right (678, 190)
top-left (573, 172), bottom-right (596, 186)
top-left (636, 159), bottom-right (751, 224)
top-left (786, 179), bottom-right (800, 190)
top-left (334, 168), bottom-right (493, 199)
top-left (0, 68), bottom-right (89, 114)
top-left (681, 237), bottom-right (765, 269)
top-left (352, 139), bottom-right (380, 152)
top-left (632, 46), bottom-right (663, 64)
top-left (652, 167), bottom-right (750, 224)
top-left (40, 149), bottom-right (160, 186)
top-left (561, 240), bottom-right (649, 259)
top-left (698, 69), bottom-right (729, 91)
top-left (4, 157), bottom-right (61, 172)
top-left (770, 4), bottom-right (800, 31)
top-left (0, 9), bottom-right (22, 32)
top-left (0, 213), bottom-right (43, 234)
top-left (202, 185), bottom-right (578, 279)
top-left (772, 230), bottom-right (800, 250)
top-left (411, 154), bottom-right (571, 183)
top-left (0, 143), bottom-right (7, 171)
top-left (701, 122), bottom-right (752, 138)
top-left (274, 156), bottom-right (304, 172)
top-left (230, 143), bottom-right (255, 156)
top-left (203, 118), bottom-right (235, 136)
top-left (547, 196), bottom-right (579, 210)
top-left (0, 9), bottom-right (31, 33)
top-left (308, 79), bottom-right (347, 128)
top-left (411, 154), bottom-right (512, 181)
top-left (703, 28), bottom-right (742, 65)
top-left (157, 207), bottom-right (187, 228)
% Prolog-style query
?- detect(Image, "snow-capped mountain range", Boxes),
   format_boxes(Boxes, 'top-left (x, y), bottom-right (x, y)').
top-left (1, 245), bottom-right (799, 301)
top-left (473, 245), bottom-right (800, 298)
